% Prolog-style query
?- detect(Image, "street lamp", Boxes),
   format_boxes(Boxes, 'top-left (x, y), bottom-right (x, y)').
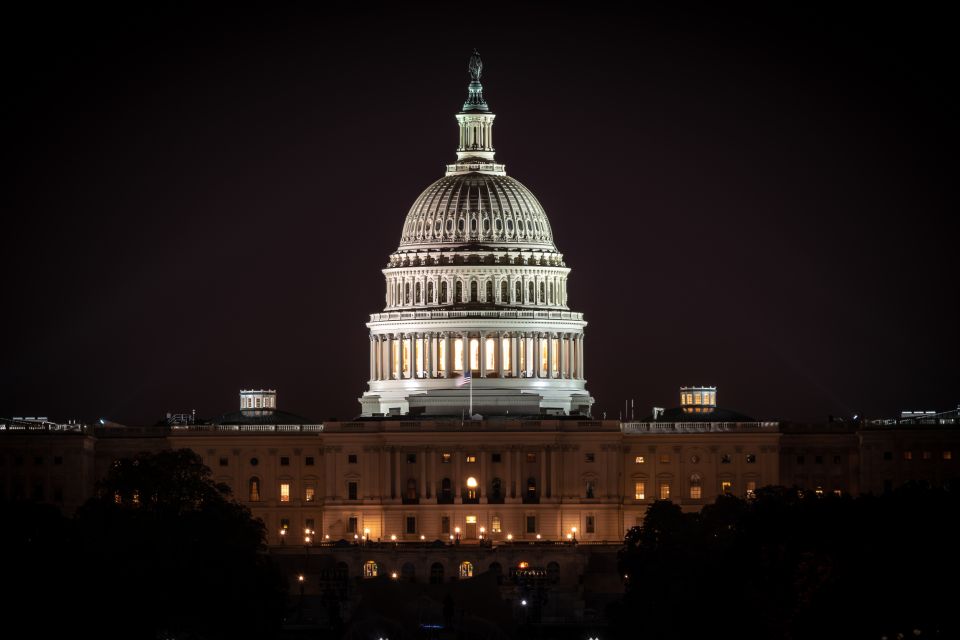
top-left (279, 528), bottom-right (286, 544)
top-left (454, 526), bottom-right (461, 544)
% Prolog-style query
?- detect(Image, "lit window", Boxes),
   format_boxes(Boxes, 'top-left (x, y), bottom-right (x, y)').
top-left (364, 561), bottom-right (378, 578)
top-left (454, 338), bottom-right (464, 371)
top-left (470, 338), bottom-right (480, 371)
top-left (526, 452), bottom-right (537, 463)
top-left (904, 451), bottom-right (913, 461)
top-left (634, 456), bottom-right (645, 464)
top-left (694, 392), bottom-right (702, 405)
top-left (501, 337), bottom-right (511, 371)
top-left (944, 451), bottom-right (953, 460)
top-left (485, 337), bottom-right (496, 371)
top-left (466, 455), bottom-right (477, 463)
top-left (438, 339), bottom-right (447, 373)
top-left (659, 483), bottom-right (670, 500)
top-left (280, 483), bottom-right (290, 502)
top-left (132, 490), bottom-right (140, 505)
top-left (249, 478), bottom-right (261, 502)
top-left (721, 481), bottom-right (732, 495)
top-left (634, 482), bottom-right (646, 500)
top-left (689, 473), bottom-right (702, 499)
top-left (815, 486), bottom-right (824, 496)
top-left (305, 487), bottom-right (315, 502)
top-left (491, 516), bottom-right (502, 533)
top-left (833, 489), bottom-right (842, 497)
top-left (442, 452), bottom-right (452, 463)
top-left (746, 481), bottom-right (757, 498)
top-left (659, 454), bottom-right (671, 464)
top-left (746, 454), bottom-right (756, 464)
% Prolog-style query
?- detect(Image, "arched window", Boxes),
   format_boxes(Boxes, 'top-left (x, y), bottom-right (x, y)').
top-left (539, 282), bottom-right (545, 303)
top-left (515, 281), bottom-right (521, 303)
top-left (427, 281), bottom-right (434, 304)
top-left (441, 281), bottom-right (448, 304)
top-left (459, 561), bottom-right (474, 578)
top-left (249, 477), bottom-right (261, 502)
top-left (430, 562), bottom-right (444, 584)
top-left (470, 280), bottom-right (478, 302)
top-left (406, 478), bottom-right (418, 500)
top-left (455, 281), bottom-right (463, 303)
top-left (415, 282), bottom-right (422, 304)
top-left (500, 280), bottom-right (508, 303)
top-left (547, 561), bottom-right (560, 583)
top-left (491, 515), bottom-right (502, 533)
top-left (689, 473), bottom-right (703, 500)
top-left (405, 282), bottom-right (411, 304)
top-left (363, 560), bottom-right (378, 578)
top-left (401, 562), bottom-right (416, 582)
top-left (549, 282), bottom-right (554, 304)
top-left (528, 282), bottom-right (534, 303)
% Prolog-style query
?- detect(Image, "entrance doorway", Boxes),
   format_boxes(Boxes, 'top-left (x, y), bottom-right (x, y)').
top-left (465, 515), bottom-right (478, 539)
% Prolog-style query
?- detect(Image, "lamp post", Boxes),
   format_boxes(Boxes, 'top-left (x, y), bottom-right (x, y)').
top-left (454, 526), bottom-right (461, 545)
top-left (279, 528), bottom-right (286, 545)
top-left (297, 574), bottom-right (305, 621)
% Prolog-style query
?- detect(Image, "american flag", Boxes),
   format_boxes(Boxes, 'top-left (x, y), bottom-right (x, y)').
top-left (457, 369), bottom-right (472, 387)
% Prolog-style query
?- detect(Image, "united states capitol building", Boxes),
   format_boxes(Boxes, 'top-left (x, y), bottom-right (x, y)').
top-left (3, 53), bottom-right (958, 635)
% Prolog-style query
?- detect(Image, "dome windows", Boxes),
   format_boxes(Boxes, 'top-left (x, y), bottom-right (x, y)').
top-left (457, 218), bottom-right (465, 234)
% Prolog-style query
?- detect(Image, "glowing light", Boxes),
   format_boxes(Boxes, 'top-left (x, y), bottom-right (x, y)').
top-left (571, 527), bottom-right (577, 533)
top-left (567, 533), bottom-right (573, 540)
top-left (390, 534), bottom-right (397, 541)
top-left (466, 477), bottom-right (478, 488)
top-left (420, 534), bottom-right (425, 540)
top-left (391, 571), bottom-right (398, 579)
top-left (506, 533), bottom-right (513, 541)
top-left (536, 534), bottom-right (541, 540)
top-left (454, 527), bottom-right (461, 534)
top-left (297, 574), bottom-right (304, 582)
top-left (518, 561), bottom-right (529, 569)
top-left (521, 599), bottom-right (527, 606)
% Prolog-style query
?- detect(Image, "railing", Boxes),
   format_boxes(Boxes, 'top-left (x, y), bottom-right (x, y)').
top-left (369, 310), bottom-right (584, 322)
top-left (169, 424), bottom-right (325, 433)
top-left (1, 421), bottom-right (88, 433)
top-left (621, 421), bottom-right (779, 434)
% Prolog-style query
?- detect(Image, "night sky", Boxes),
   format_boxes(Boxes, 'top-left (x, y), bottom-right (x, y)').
top-left (4, 3), bottom-right (957, 425)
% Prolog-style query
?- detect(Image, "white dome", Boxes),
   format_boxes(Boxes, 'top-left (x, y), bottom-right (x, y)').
top-left (398, 174), bottom-right (556, 251)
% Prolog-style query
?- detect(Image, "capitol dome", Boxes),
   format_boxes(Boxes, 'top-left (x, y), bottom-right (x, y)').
top-left (399, 174), bottom-right (556, 251)
top-left (360, 51), bottom-right (593, 418)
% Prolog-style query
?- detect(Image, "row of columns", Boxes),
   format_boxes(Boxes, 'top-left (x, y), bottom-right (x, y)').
top-left (369, 332), bottom-right (585, 381)
top-left (386, 274), bottom-right (567, 308)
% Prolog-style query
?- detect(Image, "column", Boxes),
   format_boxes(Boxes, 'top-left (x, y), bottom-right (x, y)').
top-left (546, 332), bottom-right (554, 379)
top-left (455, 450), bottom-right (462, 503)
top-left (550, 447), bottom-right (559, 501)
top-left (394, 447), bottom-right (401, 501)
top-left (534, 334), bottom-right (542, 378)
top-left (579, 334), bottom-right (585, 379)
top-left (443, 333), bottom-right (452, 378)
top-left (506, 445), bottom-right (514, 500)
top-left (430, 448), bottom-right (437, 500)
top-left (560, 334), bottom-right (567, 379)
top-left (369, 336), bottom-right (376, 381)
top-left (511, 333), bottom-right (520, 377)
top-left (479, 332), bottom-right (487, 378)
top-left (420, 448), bottom-right (427, 501)
top-left (540, 447), bottom-right (547, 499)
top-left (324, 447), bottom-right (335, 500)
top-left (386, 334), bottom-right (395, 380)
top-left (571, 335), bottom-right (579, 379)
top-left (425, 333), bottom-right (433, 378)
top-left (480, 450), bottom-right (488, 503)
top-left (380, 448), bottom-right (391, 498)
top-left (515, 449), bottom-right (522, 500)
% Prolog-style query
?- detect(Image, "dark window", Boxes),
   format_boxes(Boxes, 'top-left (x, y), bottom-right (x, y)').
top-left (53, 487), bottom-right (63, 503)
top-left (441, 516), bottom-right (450, 534)
top-left (406, 453), bottom-right (417, 464)
top-left (883, 479), bottom-right (893, 493)
top-left (491, 453), bottom-right (502, 463)
top-left (406, 516), bottom-right (417, 534)
top-left (305, 518), bottom-right (315, 531)
top-left (250, 457), bottom-right (259, 466)
top-left (486, 280), bottom-right (493, 301)
top-left (796, 455), bottom-right (805, 465)
top-left (526, 452), bottom-right (537, 463)
top-left (721, 454), bottom-right (732, 464)
top-left (430, 562), bottom-right (444, 584)
top-left (54, 456), bottom-right (63, 466)
top-left (280, 456), bottom-right (290, 466)
top-left (32, 484), bottom-right (44, 500)
top-left (586, 515), bottom-right (595, 533)
top-left (470, 280), bottom-right (478, 301)
top-left (815, 455), bottom-right (823, 465)
top-left (526, 515), bottom-right (537, 533)
top-left (348, 454), bottom-right (358, 464)
top-left (305, 456), bottom-right (315, 466)
top-left (348, 482), bottom-right (358, 500)
top-left (348, 517), bottom-right (358, 534)
top-left (280, 518), bottom-right (290, 530)
top-left (883, 451), bottom-right (893, 461)
top-left (219, 457), bottom-right (228, 467)
top-left (34, 456), bottom-right (43, 465)
top-left (585, 453), bottom-right (595, 463)
top-left (746, 454), bottom-right (756, 464)
top-left (14, 456), bottom-right (23, 466)
top-left (833, 455), bottom-right (841, 464)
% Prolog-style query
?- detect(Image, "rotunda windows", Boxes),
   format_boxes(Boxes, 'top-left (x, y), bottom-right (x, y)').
top-left (457, 218), bottom-right (465, 234)
top-left (505, 218), bottom-right (513, 233)
top-left (446, 218), bottom-right (454, 234)
top-left (482, 218), bottom-right (490, 233)
top-left (435, 220), bottom-right (442, 234)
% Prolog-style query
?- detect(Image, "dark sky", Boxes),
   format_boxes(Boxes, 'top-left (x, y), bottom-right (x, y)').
top-left (3, 3), bottom-right (957, 425)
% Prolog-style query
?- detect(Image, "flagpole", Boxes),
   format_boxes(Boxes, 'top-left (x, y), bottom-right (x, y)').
top-left (469, 370), bottom-right (473, 417)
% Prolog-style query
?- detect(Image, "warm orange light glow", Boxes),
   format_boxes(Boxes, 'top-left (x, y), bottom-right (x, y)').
top-left (518, 561), bottom-right (529, 569)
top-left (466, 477), bottom-right (478, 488)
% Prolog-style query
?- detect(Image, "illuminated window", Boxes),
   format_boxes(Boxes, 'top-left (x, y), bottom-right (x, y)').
top-left (904, 451), bottom-right (913, 461)
top-left (634, 482), bottom-right (646, 500)
top-left (249, 477), bottom-right (261, 502)
top-left (402, 339), bottom-right (411, 378)
top-left (491, 516), bottom-right (502, 533)
top-left (280, 483), bottom-right (290, 502)
top-left (454, 338), bottom-right (464, 371)
top-left (485, 337), bottom-right (496, 371)
top-left (458, 561), bottom-right (474, 578)
top-left (815, 486), bottom-right (824, 496)
top-left (364, 561), bottom-right (378, 578)
top-left (659, 483), bottom-right (670, 500)
top-left (438, 339), bottom-right (446, 373)
top-left (746, 454), bottom-right (756, 464)
top-left (721, 481), bottom-right (732, 495)
top-left (689, 473), bottom-right (702, 499)
top-left (944, 451), bottom-right (953, 460)
top-left (526, 452), bottom-right (537, 463)
top-left (659, 454), bottom-right (671, 464)
top-left (305, 487), bottom-right (315, 502)
top-left (746, 481), bottom-right (757, 498)
top-left (501, 337), bottom-right (511, 371)
top-left (551, 338), bottom-right (559, 376)
top-left (694, 392), bottom-right (702, 405)
top-left (634, 456), bottom-right (645, 464)
top-left (392, 340), bottom-right (400, 378)
top-left (470, 338), bottom-right (480, 371)
top-left (441, 452), bottom-right (452, 463)
top-left (280, 518), bottom-right (289, 530)
top-left (833, 489), bottom-right (842, 497)
top-left (540, 340), bottom-right (548, 377)
top-left (415, 337), bottom-right (424, 377)
top-left (466, 455), bottom-right (477, 463)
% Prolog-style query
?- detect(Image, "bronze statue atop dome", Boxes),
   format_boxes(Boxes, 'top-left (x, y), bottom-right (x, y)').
top-left (468, 49), bottom-right (482, 81)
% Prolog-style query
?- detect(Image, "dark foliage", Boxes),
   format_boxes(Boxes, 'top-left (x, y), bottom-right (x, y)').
top-left (1, 449), bottom-right (286, 640)
top-left (613, 483), bottom-right (959, 640)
